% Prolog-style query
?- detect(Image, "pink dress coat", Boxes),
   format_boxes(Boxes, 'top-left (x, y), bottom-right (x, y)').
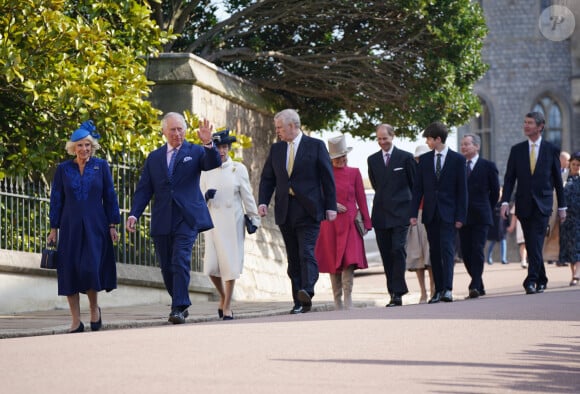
top-left (315, 166), bottom-right (372, 273)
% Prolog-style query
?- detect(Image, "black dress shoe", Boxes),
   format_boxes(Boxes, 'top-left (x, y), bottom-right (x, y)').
top-left (290, 305), bottom-right (303, 314)
top-left (223, 311), bottom-right (234, 321)
top-left (525, 284), bottom-right (537, 294)
top-left (386, 295), bottom-right (402, 307)
top-left (218, 309), bottom-right (223, 318)
top-left (168, 310), bottom-right (186, 324)
top-left (297, 289), bottom-right (312, 312)
top-left (441, 290), bottom-right (453, 302)
top-left (536, 284), bottom-right (546, 293)
top-left (428, 292), bottom-right (442, 304)
top-left (90, 307), bottom-right (102, 331)
top-left (69, 321), bottom-right (84, 333)
top-left (468, 289), bottom-right (480, 299)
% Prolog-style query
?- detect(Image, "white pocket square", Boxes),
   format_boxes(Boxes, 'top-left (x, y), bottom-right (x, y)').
top-left (183, 156), bottom-right (192, 162)
top-left (394, 167), bottom-right (403, 171)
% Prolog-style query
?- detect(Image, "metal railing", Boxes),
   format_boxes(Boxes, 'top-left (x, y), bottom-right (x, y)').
top-left (0, 161), bottom-right (204, 272)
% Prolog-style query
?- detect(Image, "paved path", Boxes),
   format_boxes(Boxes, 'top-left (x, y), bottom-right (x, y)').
top-left (1, 262), bottom-right (579, 393)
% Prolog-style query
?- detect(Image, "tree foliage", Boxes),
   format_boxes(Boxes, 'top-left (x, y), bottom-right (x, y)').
top-left (147, 0), bottom-right (488, 139)
top-left (0, 0), bottom-right (172, 181)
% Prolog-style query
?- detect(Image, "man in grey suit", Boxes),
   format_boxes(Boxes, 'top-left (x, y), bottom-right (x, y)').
top-left (258, 109), bottom-right (337, 314)
top-left (368, 124), bottom-right (416, 307)
top-left (458, 134), bottom-right (500, 299)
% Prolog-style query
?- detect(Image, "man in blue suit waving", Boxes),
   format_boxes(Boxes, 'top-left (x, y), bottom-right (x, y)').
top-left (410, 121), bottom-right (468, 304)
top-left (126, 112), bottom-right (221, 324)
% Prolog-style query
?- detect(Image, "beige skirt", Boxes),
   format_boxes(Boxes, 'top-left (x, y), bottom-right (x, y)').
top-left (406, 210), bottom-right (431, 271)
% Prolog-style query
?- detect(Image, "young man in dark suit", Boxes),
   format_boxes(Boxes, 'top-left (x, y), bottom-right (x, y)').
top-left (368, 124), bottom-right (415, 307)
top-left (459, 134), bottom-right (500, 299)
top-left (126, 112), bottom-right (221, 324)
top-left (500, 111), bottom-right (566, 295)
top-left (410, 121), bottom-right (468, 303)
top-left (258, 108), bottom-right (337, 314)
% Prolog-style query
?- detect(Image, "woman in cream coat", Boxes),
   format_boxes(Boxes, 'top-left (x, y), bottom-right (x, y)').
top-left (201, 129), bottom-right (260, 320)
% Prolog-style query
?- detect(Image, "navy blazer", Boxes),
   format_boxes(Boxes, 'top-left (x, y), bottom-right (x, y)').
top-left (129, 141), bottom-right (221, 236)
top-left (411, 148), bottom-right (468, 225)
top-left (367, 146), bottom-right (416, 228)
top-left (259, 134), bottom-right (337, 224)
top-left (501, 139), bottom-right (565, 218)
top-left (465, 157), bottom-right (500, 226)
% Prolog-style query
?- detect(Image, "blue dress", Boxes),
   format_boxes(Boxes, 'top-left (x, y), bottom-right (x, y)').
top-left (559, 175), bottom-right (580, 263)
top-left (49, 157), bottom-right (120, 295)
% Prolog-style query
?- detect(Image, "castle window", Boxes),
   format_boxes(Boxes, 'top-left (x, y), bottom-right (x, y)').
top-left (533, 97), bottom-right (562, 148)
top-left (475, 99), bottom-right (492, 159)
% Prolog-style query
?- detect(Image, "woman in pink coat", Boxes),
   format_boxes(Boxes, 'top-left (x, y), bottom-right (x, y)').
top-left (315, 135), bottom-right (372, 309)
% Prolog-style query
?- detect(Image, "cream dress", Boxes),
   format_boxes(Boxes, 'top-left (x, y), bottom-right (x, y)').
top-left (200, 158), bottom-right (260, 280)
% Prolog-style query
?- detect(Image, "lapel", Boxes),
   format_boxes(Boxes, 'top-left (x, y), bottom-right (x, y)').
top-left (290, 135), bottom-right (309, 177)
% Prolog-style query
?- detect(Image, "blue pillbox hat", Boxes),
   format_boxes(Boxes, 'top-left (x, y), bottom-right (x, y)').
top-left (71, 120), bottom-right (100, 142)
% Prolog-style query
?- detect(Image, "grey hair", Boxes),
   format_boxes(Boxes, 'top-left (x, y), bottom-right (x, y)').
top-left (463, 133), bottom-right (481, 147)
top-left (526, 111), bottom-right (545, 129)
top-left (161, 112), bottom-right (187, 131)
top-left (274, 109), bottom-right (301, 129)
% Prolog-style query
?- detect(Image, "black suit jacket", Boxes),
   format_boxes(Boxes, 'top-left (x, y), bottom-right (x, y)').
top-left (259, 134), bottom-right (337, 225)
top-left (367, 146), bottom-right (415, 229)
top-left (465, 157), bottom-right (500, 226)
top-left (411, 148), bottom-right (468, 225)
top-left (501, 139), bottom-right (565, 218)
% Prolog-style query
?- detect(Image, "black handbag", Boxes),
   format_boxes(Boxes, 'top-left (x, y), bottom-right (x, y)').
top-left (40, 241), bottom-right (57, 269)
top-left (244, 214), bottom-right (258, 234)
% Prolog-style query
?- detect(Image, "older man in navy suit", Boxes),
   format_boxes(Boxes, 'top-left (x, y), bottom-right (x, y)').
top-left (410, 121), bottom-right (467, 303)
top-left (500, 111), bottom-right (566, 295)
top-left (259, 109), bottom-right (337, 314)
top-left (126, 112), bottom-right (221, 324)
top-left (459, 134), bottom-right (499, 299)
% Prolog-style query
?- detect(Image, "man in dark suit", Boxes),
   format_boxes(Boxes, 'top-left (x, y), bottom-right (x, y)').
top-left (126, 112), bottom-right (221, 324)
top-left (410, 121), bottom-right (468, 303)
top-left (458, 134), bottom-right (500, 299)
top-left (368, 124), bottom-right (415, 307)
top-left (258, 108), bottom-right (337, 314)
top-left (500, 111), bottom-right (566, 295)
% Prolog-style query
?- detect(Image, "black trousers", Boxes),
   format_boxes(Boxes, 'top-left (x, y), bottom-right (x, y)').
top-left (459, 223), bottom-right (489, 292)
top-left (375, 226), bottom-right (409, 296)
top-left (279, 196), bottom-right (321, 306)
top-left (519, 202), bottom-right (549, 288)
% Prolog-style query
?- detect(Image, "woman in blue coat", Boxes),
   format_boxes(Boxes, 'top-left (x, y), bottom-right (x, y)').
top-left (47, 121), bottom-right (120, 333)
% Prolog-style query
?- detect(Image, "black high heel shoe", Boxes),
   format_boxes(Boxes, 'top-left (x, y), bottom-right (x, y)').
top-left (69, 322), bottom-right (84, 333)
top-left (223, 311), bottom-right (234, 321)
top-left (218, 309), bottom-right (223, 318)
top-left (90, 307), bottom-right (102, 331)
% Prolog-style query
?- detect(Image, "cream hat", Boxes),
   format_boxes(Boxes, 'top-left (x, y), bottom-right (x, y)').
top-left (328, 135), bottom-right (353, 159)
top-left (414, 145), bottom-right (430, 158)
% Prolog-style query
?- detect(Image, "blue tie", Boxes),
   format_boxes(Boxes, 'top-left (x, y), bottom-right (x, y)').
top-left (168, 149), bottom-right (178, 178)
